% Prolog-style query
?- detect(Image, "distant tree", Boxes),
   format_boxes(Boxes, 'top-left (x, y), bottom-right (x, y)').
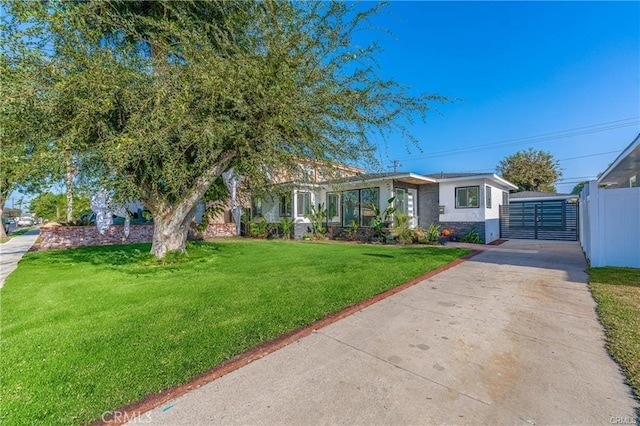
top-left (497, 148), bottom-right (562, 192)
top-left (2, 208), bottom-right (22, 219)
top-left (571, 181), bottom-right (589, 195)
top-left (29, 192), bottom-right (91, 222)
top-left (3, 1), bottom-right (448, 257)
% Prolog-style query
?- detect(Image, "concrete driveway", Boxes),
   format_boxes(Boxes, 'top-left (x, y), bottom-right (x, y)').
top-left (134, 240), bottom-right (637, 425)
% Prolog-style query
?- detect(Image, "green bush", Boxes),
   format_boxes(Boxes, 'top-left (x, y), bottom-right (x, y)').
top-left (461, 227), bottom-right (483, 244)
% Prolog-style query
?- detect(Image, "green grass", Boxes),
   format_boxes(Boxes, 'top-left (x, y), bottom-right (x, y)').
top-left (0, 226), bottom-right (35, 243)
top-left (0, 239), bottom-right (469, 424)
top-left (589, 267), bottom-right (640, 399)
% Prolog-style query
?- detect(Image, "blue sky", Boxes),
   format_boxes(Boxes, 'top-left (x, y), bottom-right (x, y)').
top-left (6, 1), bottom-right (639, 211)
top-left (359, 1), bottom-right (640, 193)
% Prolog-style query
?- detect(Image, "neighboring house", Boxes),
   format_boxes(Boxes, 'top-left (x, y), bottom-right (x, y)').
top-left (255, 171), bottom-right (517, 243)
top-left (580, 133), bottom-right (640, 267)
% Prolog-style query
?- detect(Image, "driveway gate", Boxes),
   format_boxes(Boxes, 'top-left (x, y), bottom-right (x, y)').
top-left (499, 200), bottom-right (578, 241)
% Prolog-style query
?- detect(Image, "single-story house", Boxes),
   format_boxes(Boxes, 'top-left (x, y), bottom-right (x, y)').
top-left (579, 133), bottom-right (640, 267)
top-left (254, 171), bottom-right (517, 243)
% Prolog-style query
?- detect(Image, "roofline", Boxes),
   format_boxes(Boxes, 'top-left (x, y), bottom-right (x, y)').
top-left (327, 173), bottom-right (437, 186)
top-left (435, 173), bottom-right (518, 190)
top-left (598, 133), bottom-right (640, 184)
top-left (510, 194), bottom-right (577, 202)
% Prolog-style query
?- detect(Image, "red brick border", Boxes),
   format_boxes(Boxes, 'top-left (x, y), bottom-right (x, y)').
top-left (96, 249), bottom-right (480, 425)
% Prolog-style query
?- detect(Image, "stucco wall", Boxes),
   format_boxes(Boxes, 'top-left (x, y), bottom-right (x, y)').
top-left (438, 179), bottom-right (486, 222)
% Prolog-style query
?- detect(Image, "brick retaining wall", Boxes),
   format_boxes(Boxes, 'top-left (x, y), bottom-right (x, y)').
top-left (40, 222), bottom-right (237, 250)
top-left (40, 225), bottom-right (154, 250)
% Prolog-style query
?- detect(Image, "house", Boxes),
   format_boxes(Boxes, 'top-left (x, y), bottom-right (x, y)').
top-left (579, 134), bottom-right (640, 268)
top-left (253, 171), bottom-right (517, 243)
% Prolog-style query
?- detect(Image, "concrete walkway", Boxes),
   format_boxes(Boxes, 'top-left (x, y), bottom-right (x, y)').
top-left (133, 240), bottom-right (637, 425)
top-left (0, 228), bottom-right (40, 288)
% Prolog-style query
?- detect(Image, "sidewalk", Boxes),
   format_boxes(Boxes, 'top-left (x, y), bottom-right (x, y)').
top-left (0, 228), bottom-right (40, 288)
top-left (129, 240), bottom-right (637, 425)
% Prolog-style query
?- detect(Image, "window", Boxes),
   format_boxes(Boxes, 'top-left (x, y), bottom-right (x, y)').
top-left (279, 193), bottom-right (292, 217)
top-left (485, 186), bottom-right (492, 209)
top-left (395, 188), bottom-right (407, 214)
top-left (342, 190), bottom-right (359, 226)
top-left (455, 186), bottom-right (479, 208)
top-left (360, 188), bottom-right (379, 227)
top-left (327, 193), bottom-right (340, 223)
top-left (251, 197), bottom-right (262, 217)
top-left (502, 191), bottom-right (509, 206)
top-left (296, 192), bottom-right (311, 217)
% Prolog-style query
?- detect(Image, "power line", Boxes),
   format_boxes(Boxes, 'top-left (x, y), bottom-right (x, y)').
top-left (396, 117), bottom-right (639, 161)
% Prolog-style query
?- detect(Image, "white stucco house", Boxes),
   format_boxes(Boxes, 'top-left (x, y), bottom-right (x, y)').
top-left (253, 171), bottom-right (517, 243)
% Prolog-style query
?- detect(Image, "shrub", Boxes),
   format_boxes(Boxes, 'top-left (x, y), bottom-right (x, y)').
top-left (280, 217), bottom-right (294, 240)
top-left (390, 213), bottom-right (414, 244)
top-left (461, 227), bottom-right (483, 244)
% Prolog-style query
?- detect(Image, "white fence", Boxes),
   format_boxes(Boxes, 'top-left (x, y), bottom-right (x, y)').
top-left (580, 181), bottom-right (640, 268)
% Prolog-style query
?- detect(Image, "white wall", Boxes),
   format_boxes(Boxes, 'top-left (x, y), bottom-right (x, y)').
top-left (438, 179), bottom-right (486, 222)
top-left (581, 181), bottom-right (640, 268)
top-left (485, 219), bottom-right (500, 244)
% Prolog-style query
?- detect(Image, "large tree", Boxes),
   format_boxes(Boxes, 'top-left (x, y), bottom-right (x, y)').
top-left (497, 148), bottom-right (562, 192)
top-left (3, 1), bottom-right (447, 257)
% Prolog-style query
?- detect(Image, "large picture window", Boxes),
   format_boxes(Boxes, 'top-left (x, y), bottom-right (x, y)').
top-left (251, 197), bottom-right (262, 217)
top-left (296, 192), bottom-right (311, 217)
top-left (485, 186), bottom-right (492, 209)
top-left (327, 193), bottom-right (340, 223)
top-left (456, 186), bottom-right (479, 208)
top-left (279, 193), bottom-right (292, 217)
top-left (360, 188), bottom-right (379, 227)
top-left (342, 190), bottom-right (359, 226)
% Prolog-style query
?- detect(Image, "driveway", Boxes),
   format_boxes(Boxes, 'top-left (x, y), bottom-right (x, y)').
top-left (134, 240), bottom-right (637, 425)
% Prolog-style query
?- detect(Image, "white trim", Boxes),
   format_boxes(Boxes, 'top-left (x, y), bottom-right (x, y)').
top-left (436, 174), bottom-right (518, 190)
top-left (598, 134), bottom-right (640, 184)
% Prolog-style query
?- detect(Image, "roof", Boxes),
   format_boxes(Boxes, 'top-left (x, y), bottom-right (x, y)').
top-left (430, 173), bottom-right (518, 190)
top-left (320, 172), bottom-right (437, 186)
top-left (424, 172), bottom-right (483, 179)
top-left (509, 191), bottom-right (577, 202)
top-left (598, 133), bottom-right (640, 187)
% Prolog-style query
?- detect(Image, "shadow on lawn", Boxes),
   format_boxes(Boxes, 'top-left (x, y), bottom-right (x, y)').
top-left (27, 241), bottom-right (222, 268)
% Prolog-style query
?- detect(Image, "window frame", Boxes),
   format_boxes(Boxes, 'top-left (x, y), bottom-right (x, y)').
top-left (279, 193), bottom-right (292, 217)
top-left (455, 186), bottom-right (480, 209)
top-left (485, 185), bottom-right (492, 209)
top-left (326, 192), bottom-right (340, 224)
top-left (296, 192), bottom-right (311, 217)
top-left (360, 187), bottom-right (380, 227)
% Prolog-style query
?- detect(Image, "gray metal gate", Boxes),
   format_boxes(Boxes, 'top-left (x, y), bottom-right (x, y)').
top-left (499, 201), bottom-right (578, 241)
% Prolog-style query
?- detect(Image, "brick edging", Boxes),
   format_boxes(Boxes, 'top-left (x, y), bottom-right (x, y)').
top-left (96, 249), bottom-right (481, 425)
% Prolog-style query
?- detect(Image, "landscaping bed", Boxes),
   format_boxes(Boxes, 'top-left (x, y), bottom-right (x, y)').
top-left (0, 239), bottom-right (470, 424)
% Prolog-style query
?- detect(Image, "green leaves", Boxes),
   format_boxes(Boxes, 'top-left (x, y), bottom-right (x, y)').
top-left (496, 147), bottom-right (562, 192)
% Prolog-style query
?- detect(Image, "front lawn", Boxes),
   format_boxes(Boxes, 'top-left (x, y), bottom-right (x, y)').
top-left (589, 267), bottom-right (640, 399)
top-left (0, 239), bottom-right (469, 424)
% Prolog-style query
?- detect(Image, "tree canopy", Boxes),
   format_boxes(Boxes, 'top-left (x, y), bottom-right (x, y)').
top-left (496, 148), bottom-right (562, 192)
top-left (2, 0), bottom-right (447, 257)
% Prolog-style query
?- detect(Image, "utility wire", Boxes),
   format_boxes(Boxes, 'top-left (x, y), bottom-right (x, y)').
top-left (396, 117), bottom-right (639, 161)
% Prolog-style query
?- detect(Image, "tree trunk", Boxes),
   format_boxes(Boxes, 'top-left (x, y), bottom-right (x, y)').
top-left (150, 204), bottom-right (197, 258)
top-left (0, 206), bottom-right (6, 239)
top-left (144, 150), bottom-right (237, 258)
top-left (65, 153), bottom-right (74, 223)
